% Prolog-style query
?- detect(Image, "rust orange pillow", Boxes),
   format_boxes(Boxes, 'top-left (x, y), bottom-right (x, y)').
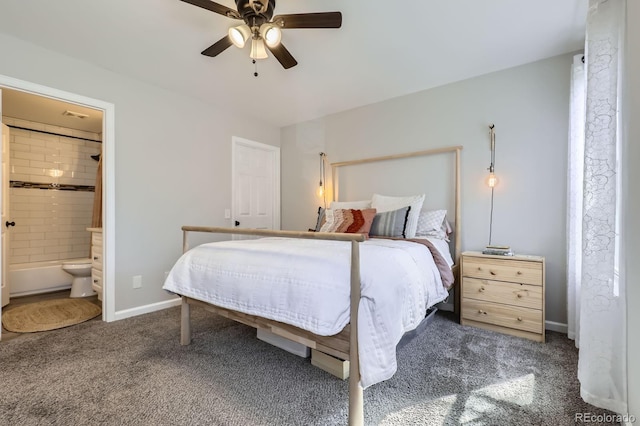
top-left (318, 208), bottom-right (377, 236)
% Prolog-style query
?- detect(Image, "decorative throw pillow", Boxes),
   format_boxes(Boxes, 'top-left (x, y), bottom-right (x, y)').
top-left (319, 208), bottom-right (377, 235)
top-left (369, 206), bottom-right (411, 238)
top-left (329, 200), bottom-right (372, 210)
top-left (415, 209), bottom-right (449, 240)
top-left (371, 193), bottom-right (425, 238)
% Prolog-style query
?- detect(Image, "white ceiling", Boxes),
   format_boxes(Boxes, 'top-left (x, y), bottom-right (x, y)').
top-left (0, 0), bottom-right (587, 129)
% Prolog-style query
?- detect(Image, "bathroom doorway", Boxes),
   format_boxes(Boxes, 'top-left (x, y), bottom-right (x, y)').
top-left (0, 75), bottom-right (115, 341)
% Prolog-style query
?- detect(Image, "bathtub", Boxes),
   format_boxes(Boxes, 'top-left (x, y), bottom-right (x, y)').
top-left (8, 260), bottom-right (80, 297)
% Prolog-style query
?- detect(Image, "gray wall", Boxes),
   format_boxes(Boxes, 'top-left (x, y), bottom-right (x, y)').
top-left (0, 33), bottom-right (280, 312)
top-left (625, 1), bottom-right (639, 419)
top-left (282, 53), bottom-right (573, 325)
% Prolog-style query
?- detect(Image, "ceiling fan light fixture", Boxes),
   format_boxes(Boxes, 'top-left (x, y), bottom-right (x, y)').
top-left (260, 23), bottom-right (282, 48)
top-left (250, 38), bottom-right (268, 59)
top-left (229, 24), bottom-right (251, 48)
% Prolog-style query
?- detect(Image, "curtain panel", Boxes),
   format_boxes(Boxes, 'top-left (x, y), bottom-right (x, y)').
top-left (567, 0), bottom-right (627, 415)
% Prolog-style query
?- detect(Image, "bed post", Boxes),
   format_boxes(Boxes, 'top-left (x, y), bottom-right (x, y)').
top-left (181, 296), bottom-right (192, 346)
top-left (454, 147), bottom-right (462, 319)
top-left (348, 240), bottom-right (364, 426)
top-left (181, 229), bottom-right (192, 346)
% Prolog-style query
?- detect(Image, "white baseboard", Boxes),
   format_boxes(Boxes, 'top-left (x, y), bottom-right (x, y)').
top-left (112, 297), bottom-right (181, 321)
top-left (111, 298), bottom-right (571, 339)
top-left (545, 320), bottom-right (568, 334)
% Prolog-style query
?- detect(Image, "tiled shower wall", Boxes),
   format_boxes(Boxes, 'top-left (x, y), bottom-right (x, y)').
top-left (3, 117), bottom-right (101, 265)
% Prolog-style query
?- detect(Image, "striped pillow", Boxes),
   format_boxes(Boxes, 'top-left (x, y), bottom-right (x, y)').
top-left (318, 208), bottom-right (377, 235)
top-left (369, 206), bottom-right (411, 238)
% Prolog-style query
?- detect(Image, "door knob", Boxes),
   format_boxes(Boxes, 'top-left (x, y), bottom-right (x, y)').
top-left (235, 221), bottom-right (240, 227)
top-left (5, 221), bottom-right (15, 228)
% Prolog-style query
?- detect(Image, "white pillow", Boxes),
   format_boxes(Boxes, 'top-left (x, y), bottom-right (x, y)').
top-left (371, 193), bottom-right (425, 238)
top-left (329, 200), bottom-right (372, 209)
top-left (416, 209), bottom-right (448, 240)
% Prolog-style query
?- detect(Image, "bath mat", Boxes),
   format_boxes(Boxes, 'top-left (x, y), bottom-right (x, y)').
top-left (2, 298), bottom-right (101, 333)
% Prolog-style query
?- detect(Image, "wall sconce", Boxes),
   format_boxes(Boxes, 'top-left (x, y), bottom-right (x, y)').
top-left (482, 124), bottom-right (512, 255)
top-left (487, 124), bottom-right (498, 188)
top-left (487, 124), bottom-right (497, 246)
top-left (317, 152), bottom-right (326, 198)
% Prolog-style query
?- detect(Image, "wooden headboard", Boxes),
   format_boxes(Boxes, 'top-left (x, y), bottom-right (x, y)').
top-left (330, 145), bottom-right (463, 314)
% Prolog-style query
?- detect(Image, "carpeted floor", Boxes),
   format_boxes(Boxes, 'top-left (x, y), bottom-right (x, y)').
top-left (0, 306), bottom-right (618, 425)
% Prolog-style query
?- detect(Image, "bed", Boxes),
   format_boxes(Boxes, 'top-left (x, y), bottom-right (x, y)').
top-left (163, 146), bottom-right (462, 425)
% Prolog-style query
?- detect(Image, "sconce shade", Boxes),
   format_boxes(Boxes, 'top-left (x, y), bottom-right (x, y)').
top-left (250, 38), bottom-right (268, 59)
top-left (317, 184), bottom-right (324, 198)
top-left (229, 24), bottom-right (251, 48)
top-left (260, 24), bottom-right (282, 48)
top-left (486, 172), bottom-right (499, 188)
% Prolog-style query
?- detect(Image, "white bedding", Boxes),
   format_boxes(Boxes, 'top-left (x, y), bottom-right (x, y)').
top-left (163, 237), bottom-right (449, 388)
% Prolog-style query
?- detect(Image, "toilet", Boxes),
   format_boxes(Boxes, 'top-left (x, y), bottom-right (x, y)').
top-left (62, 259), bottom-right (96, 298)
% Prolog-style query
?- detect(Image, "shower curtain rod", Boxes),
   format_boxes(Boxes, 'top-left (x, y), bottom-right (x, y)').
top-left (6, 124), bottom-right (102, 143)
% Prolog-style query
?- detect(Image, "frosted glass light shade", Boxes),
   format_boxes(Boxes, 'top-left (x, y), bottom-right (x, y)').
top-left (260, 24), bottom-right (282, 48)
top-left (317, 184), bottom-right (324, 198)
top-left (229, 25), bottom-right (251, 48)
top-left (250, 38), bottom-right (268, 59)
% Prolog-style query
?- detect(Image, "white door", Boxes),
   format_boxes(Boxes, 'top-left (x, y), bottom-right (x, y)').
top-left (232, 137), bottom-right (280, 232)
top-left (1, 117), bottom-right (9, 309)
top-left (0, 124), bottom-right (11, 306)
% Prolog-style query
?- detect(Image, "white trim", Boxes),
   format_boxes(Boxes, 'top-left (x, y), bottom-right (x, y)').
top-left (113, 297), bottom-right (181, 321)
top-left (231, 136), bottom-right (281, 230)
top-left (0, 74), bottom-right (116, 322)
top-left (545, 320), bottom-right (568, 334)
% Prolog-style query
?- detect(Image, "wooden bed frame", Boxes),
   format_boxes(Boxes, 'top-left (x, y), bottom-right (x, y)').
top-left (178, 146), bottom-right (462, 426)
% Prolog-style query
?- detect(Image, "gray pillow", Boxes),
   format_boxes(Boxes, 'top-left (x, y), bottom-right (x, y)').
top-left (369, 206), bottom-right (411, 238)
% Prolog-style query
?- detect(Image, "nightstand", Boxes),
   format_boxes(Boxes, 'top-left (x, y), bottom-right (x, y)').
top-left (460, 251), bottom-right (545, 342)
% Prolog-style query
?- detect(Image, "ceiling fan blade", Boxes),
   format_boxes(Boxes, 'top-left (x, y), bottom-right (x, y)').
top-left (180, 0), bottom-right (241, 19)
top-left (201, 35), bottom-right (233, 57)
top-left (272, 12), bottom-right (342, 29)
top-left (267, 43), bottom-right (298, 69)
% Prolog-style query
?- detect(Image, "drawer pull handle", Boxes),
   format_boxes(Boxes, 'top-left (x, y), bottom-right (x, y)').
top-left (517, 317), bottom-right (523, 321)
top-left (478, 310), bottom-right (488, 315)
top-left (517, 294), bottom-right (522, 298)
top-left (479, 287), bottom-right (485, 292)
top-left (93, 279), bottom-right (98, 283)
top-left (490, 270), bottom-right (496, 275)
top-left (517, 271), bottom-right (523, 275)
top-left (93, 256), bottom-right (99, 260)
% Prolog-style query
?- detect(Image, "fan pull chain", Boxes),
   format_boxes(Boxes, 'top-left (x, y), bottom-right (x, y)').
top-left (253, 59), bottom-right (259, 77)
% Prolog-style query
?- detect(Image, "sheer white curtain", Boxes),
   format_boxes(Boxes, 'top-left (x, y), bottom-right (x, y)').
top-left (567, 0), bottom-right (627, 415)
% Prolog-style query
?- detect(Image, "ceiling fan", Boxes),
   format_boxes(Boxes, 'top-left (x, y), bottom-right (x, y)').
top-left (180, 0), bottom-right (342, 69)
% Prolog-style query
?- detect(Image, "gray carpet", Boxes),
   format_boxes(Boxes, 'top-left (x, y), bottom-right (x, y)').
top-left (0, 306), bottom-right (618, 425)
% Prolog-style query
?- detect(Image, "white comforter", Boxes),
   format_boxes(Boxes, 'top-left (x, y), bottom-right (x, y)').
top-left (163, 237), bottom-right (449, 388)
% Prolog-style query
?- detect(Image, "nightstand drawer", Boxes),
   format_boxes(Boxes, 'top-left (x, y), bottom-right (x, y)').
top-left (462, 277), bottom-right (543, 310)
top-left (463, 257), bottom-right (542, 285)
top-left (462, 299), bottom-right (543, 334)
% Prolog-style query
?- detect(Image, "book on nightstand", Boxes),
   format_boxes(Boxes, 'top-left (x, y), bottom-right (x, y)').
top-left (482, 245), bottom-right (514, 256)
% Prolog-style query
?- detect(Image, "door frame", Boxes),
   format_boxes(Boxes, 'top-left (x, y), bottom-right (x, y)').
top-left (231, 136), bottom-right (281, 231)
top-left (0, 74), bottom-right (116, 322)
